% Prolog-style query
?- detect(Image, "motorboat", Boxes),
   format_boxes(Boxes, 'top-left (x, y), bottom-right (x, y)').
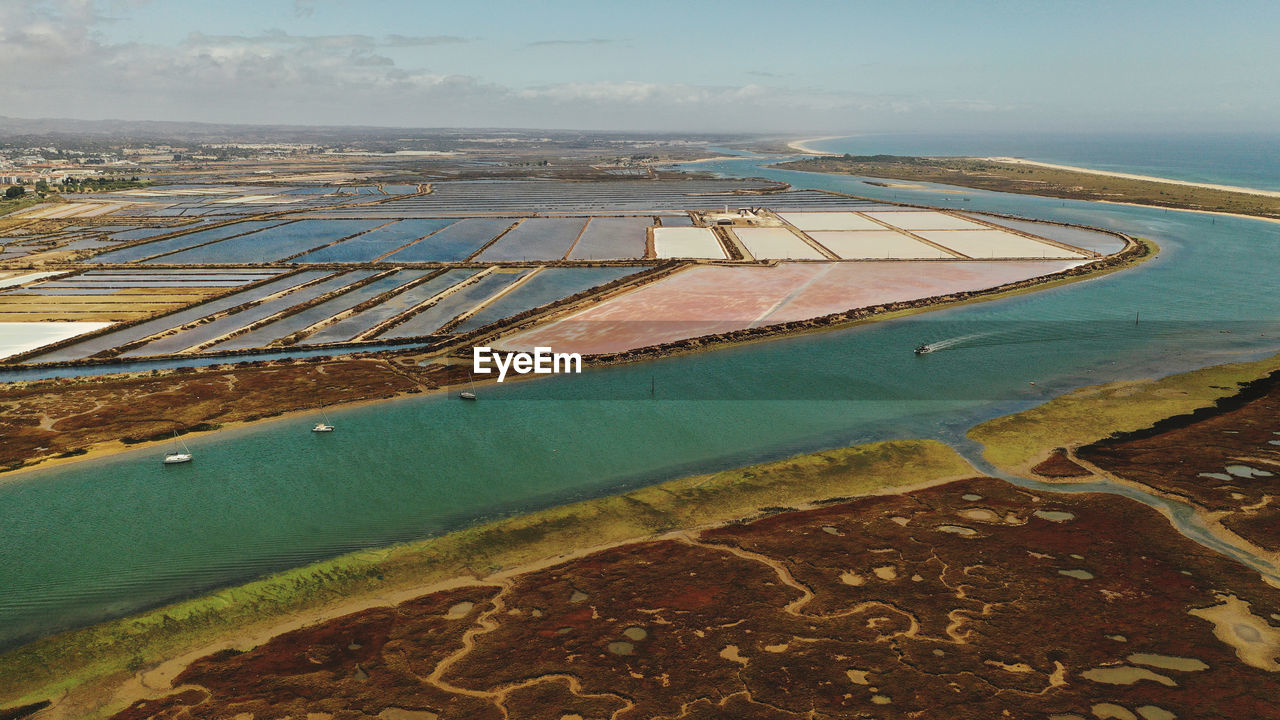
top-left (914, 344), bottom-right (934, 355)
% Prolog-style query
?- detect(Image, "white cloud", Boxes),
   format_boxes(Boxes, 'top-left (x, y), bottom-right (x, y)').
top-left (526, 38), bottom-right (612, 48)
top-left (0, 1), bottom-right (1013, 132)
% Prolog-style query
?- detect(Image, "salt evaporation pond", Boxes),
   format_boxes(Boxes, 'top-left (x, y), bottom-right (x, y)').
top-left (3, 156), bottom-right (1279, 651)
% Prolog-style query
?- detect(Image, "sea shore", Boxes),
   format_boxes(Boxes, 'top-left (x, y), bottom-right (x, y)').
top-left (775, 155), bottom-right (1280, 221)
top-left (1098, 198), bottom-right (1280, 225)
top-left (987, 156), bottom-right (1280, 199)
top-left (0, 439), bottom-right (974, 716)
top-left (785, 135), bottom-right (844, 155)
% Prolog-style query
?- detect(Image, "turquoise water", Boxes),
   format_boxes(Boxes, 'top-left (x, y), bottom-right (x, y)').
top-left (801, 132), bottom-right (1280, 191)
top-left (2, 157), bottom-right (1279, 651)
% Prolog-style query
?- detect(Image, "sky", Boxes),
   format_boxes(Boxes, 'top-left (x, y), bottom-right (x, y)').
top-left (3, 0), bottom-right (1279, 134)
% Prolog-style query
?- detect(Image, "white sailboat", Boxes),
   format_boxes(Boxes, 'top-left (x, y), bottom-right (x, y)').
top-left (163, 431), bottom-right (193, 464)
top-left (312, 410), bottom-right (335, 433)
top-left (460, 368), bottom-right (477, 401)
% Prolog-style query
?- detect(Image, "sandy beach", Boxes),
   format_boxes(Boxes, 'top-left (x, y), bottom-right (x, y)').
top-left (987, 157), bottom-right (1280, 199)
top-left (786, 136), bottom-right (844, 155)
top-left (1099, 199), bottom-right (1280, 225)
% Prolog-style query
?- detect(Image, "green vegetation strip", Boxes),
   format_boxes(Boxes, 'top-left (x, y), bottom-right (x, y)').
top-left (0, 196), bottom-right (46, 228)
top-left (775, 155), bottom-right (1280, 220)
top-left (970, 353), bottom-right (1280, 471)
top-left (0, 439), bottom-right (972, 711)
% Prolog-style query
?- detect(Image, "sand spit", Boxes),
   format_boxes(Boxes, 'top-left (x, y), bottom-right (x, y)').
top-left (786, 136), bottom-right (844, 156)
top-left (1098, 198), bottom-right (1280, 226)
top-left (987, 157), bottom-right (1280, 199)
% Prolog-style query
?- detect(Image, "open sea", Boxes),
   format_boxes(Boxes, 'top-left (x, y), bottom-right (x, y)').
top-left (802, 132), bottom-right (1280, 191)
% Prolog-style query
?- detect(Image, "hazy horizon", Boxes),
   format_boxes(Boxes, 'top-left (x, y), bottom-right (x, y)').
top-left (3, 0), bottom-right (1279, 134)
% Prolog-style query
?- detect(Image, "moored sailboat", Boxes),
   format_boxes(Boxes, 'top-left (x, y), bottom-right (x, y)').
top-left (312, 410), bottom-right (335, 432)
top-left (460, 367), bottom-right (478, 401)
top-left (163, 431), bottom-right (193, 464)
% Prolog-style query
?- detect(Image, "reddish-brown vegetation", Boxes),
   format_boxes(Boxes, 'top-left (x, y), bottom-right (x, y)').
top-left (110, 476), bottom-right (1280, 719)
top-left (1078, 370), bottom-right (1280, 550)
top-left (1033, 448), bottom-right (1091, 477)
top-left (0, 358), bottom-right (430, 471)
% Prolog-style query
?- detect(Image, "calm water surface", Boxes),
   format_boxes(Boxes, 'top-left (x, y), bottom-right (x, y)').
top-left (800, 132), bottom-right (1280, 191)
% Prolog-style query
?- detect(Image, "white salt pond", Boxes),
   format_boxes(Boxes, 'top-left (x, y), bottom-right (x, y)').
top-left (863, 210), bottom-right (988, 231)
top-left (652, 227), bottom-right (725, 259)
top-left (807, 230), bottom-right (954, 259)
top-left (0, 271), bottom-right (63, 289)
top-left (733, 227), bottom-right (827, 259)
top-left (0, 321), bottom-right (113, 360)
top-left (778, 211), bottom-right (885, 231)
top-left (916, 229), bottom-right (1086, 259)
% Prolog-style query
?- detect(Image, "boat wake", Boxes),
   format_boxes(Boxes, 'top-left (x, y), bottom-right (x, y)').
top-left (916, 320), bottom-right (1252, 355)
top-left (918, 331), bottom-right (997, 352)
